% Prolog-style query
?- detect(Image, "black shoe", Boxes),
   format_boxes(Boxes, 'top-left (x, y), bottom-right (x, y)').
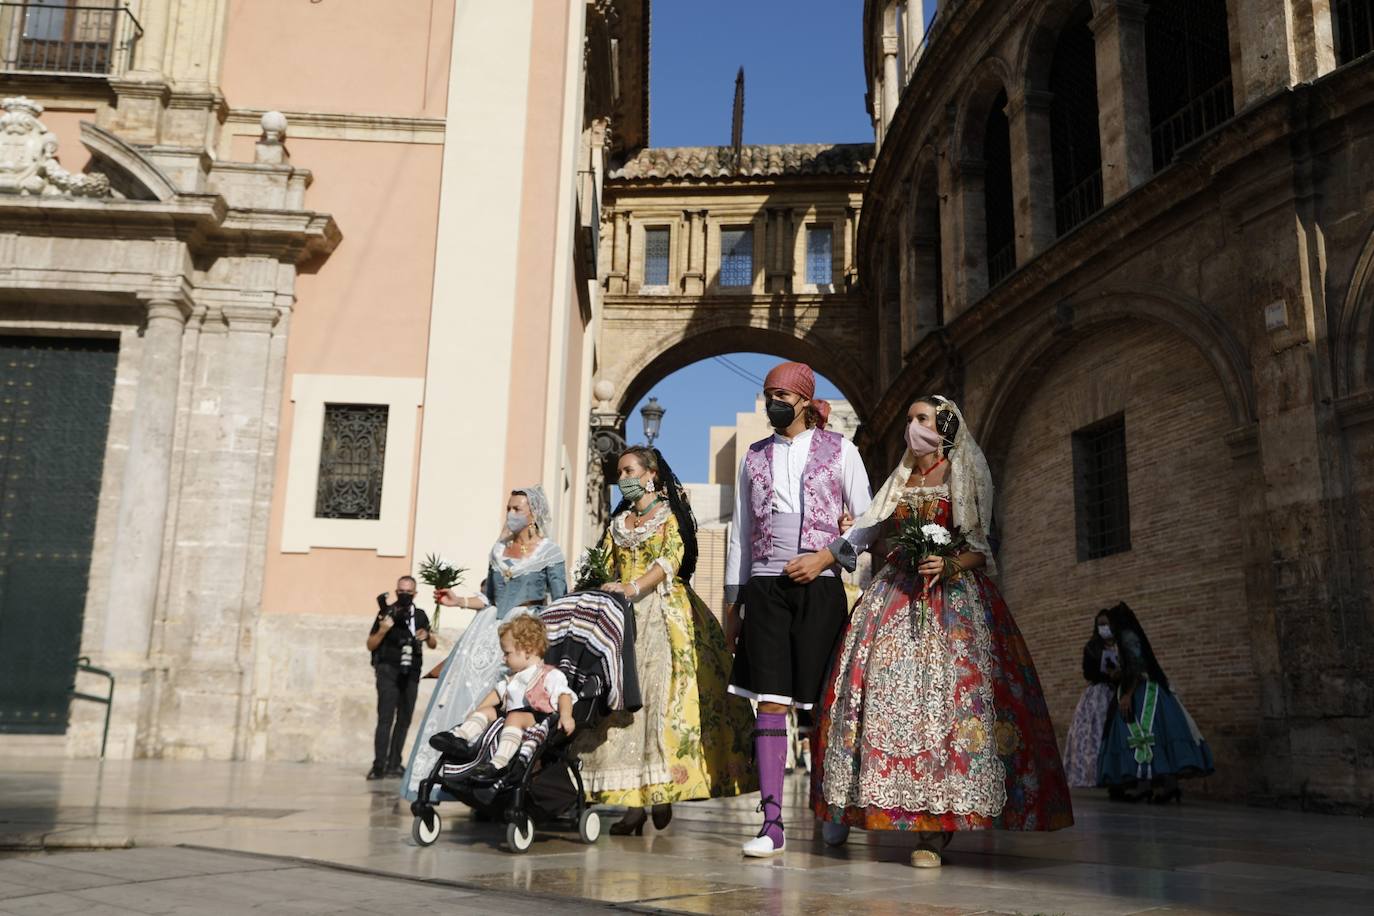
top-left (609, 808), bottom-right (647, 836)
top-left (466, 761), bottom-right (507, 785)
top-left (1151, 787), bottom-right (1182, 805)
top-left (429, 732), bottom-right (474, 760)
top-left (365, 765), bottom-right (386, 781)
top-left (651, 803), bottom-right (673, 830)
top-left (384, 764), bottom-right (405, 778)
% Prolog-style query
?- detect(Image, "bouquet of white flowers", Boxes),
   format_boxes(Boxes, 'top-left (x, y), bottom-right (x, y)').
top-left (888, 516), bottom-right (966, 627)
top-left (416, 553), bottom-right (466, 631)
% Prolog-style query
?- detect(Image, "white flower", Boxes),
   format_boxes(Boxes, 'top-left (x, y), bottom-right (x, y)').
top-left (921, 523), bottom-right (952, 546)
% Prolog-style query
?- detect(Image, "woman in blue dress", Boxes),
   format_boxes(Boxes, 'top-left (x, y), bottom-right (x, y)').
top-left (1097, 602), bottom-right (1213, 803)
top-left (400, 486), bottom-right (567, 801)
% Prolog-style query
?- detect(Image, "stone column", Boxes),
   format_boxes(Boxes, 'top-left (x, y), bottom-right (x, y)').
top-left (948, 158), bottom-right (988, 314)
top-left (102, 296), bottom-right (190, 660)
top-left (609, 209), bottom-right (629, 294)
top-left (882, 35), bottom-right (901, 132)
top-left (1228, 0), bottom-right (1336, 104)
top-left (1091, 0), bottom-right (1152, 202)
top-left (126, 0), bottom-right (172, 79)
top-left (1006, 88), bottom-right (1057, 261)
top-left (1221, 166), bottom-right (1368, 809)
top-left (682, 209), bottom-right (706, 295)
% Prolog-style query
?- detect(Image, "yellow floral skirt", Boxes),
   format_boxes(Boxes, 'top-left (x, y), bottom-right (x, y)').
top-left (575, 583), bottom-right (756, 806)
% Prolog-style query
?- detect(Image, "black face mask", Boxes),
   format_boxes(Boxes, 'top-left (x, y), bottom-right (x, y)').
top-left (396, 592), bottom-right (414, 607)
top-left (765, 398), bottom-right (798, 430)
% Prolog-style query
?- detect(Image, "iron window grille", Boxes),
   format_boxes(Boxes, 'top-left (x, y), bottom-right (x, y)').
top-left (720, 227), bottom-right (753, 288)
top-left (1051, 2), bottom-right (1103, 236)
top-left (0, 1), bottom-right (142, 76)
top-left (1335, 0), bottom-right (1374, 65)
top-left (643, 226), bottom-right (670, 287)
top-left (1072, 414), bottom-right (1131, 560)
top-left (1145, 0), bottom-right (1235, 172)
top-left (983, 90), bottom-right (1016, 288)
top-left (315, 404), bottom-right (389, 520)
top-left (805, 225), bottom-right (833, 285)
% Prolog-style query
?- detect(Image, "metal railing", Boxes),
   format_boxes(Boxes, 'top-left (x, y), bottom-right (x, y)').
top-left (1335, 0), bottom-right (1374, 65)
top-left (70, 655), bottom-right (114, 758)
top-left (987, 242), bottom-right (1015, 288)
top-left (1055, 169), bottom-right (1104, 237)
top-left (0, 2), bottom-right (142, 77)
top-left (1150, 77), bottom-right (1235, 173)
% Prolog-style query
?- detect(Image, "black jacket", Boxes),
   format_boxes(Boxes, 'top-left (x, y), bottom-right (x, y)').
top-left (369, 603), bottom-right (431, 670)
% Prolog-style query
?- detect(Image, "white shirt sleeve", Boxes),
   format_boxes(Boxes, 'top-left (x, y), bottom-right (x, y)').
top-left (725, 453), bottom-right (751, 596)
top-left (838, 440), bottom-right (879, 551)
top-left (542, 668), bottom-right (575, 707)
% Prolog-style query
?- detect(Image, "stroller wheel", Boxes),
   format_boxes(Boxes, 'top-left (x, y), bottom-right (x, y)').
top-left (412, 809), bottom-right (441, 847)
top-left (578, 808), bottom-right (601, 844)
top-left (505, 815), bottom-right (536, 853)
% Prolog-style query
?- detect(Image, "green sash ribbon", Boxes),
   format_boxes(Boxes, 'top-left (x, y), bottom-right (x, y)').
top-left (1125, 680), bottom-right (1159, 778)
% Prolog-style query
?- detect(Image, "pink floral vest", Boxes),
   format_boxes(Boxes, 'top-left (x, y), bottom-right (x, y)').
top-left (744, 428), bottom-right (845, 564)
top-left (524, 663), bottom-right (559, 714)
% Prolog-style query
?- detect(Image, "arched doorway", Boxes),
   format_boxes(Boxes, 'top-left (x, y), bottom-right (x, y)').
top-left (596, 349), bottom-right (861, 618)
top-left (994, 317), bottom-right (1257, 798)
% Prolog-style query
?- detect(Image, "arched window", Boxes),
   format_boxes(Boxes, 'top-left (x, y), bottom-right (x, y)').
top-left (906, 166), bottom-right (943, 349)
top-left (984, 90), bottom-right (1016, 287)
top-left (1050, 1), bottom-right (1101, 235)
top-left (1145, 0), bottom-right (1234, 172)
top-left (1335, 0), bottom-right (1374, 64)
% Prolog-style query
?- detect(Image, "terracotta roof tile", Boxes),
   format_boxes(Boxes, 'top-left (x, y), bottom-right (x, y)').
top-left (610, 143), bottom-right (874, 180)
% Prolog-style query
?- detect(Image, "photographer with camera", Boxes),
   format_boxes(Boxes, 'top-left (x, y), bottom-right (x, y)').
top-left (365, 575), bottom-right (436, 780)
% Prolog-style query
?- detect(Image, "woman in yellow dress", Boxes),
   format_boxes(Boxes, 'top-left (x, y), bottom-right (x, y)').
top-left (575, 446), bottom-right (756, 835)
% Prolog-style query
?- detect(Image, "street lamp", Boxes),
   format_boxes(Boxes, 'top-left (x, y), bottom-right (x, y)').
top-left (640, 397), bottom-right (665, 446)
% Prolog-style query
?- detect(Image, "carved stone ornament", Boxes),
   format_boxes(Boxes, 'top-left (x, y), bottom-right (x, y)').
top-left (0, 97), bottom-right (110, 198)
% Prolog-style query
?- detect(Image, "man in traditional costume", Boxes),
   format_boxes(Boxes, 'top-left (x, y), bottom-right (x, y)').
top-left (723, 361), bottom-right (873, 857)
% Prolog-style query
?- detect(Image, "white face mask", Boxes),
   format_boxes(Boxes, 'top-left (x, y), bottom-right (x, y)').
top-left (1097, 624), bottom-right (1113, 640)
top-left (507, 511), bottom-right (530, 533)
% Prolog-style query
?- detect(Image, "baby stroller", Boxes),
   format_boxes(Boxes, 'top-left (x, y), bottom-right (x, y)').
top-left (409, 590), bottom-right (640, 853)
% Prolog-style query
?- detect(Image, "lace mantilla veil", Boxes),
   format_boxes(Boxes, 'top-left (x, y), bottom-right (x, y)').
top-left (849, 396), bottom-right (998, 576)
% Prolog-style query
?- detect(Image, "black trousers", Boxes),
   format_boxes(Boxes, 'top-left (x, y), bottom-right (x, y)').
top-left (728, 575), bottom-right (849, 710)
top-left (373, 663), bottom-right (420, 768)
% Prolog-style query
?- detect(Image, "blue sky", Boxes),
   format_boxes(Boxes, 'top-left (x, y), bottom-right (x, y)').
top-left (628, 354), bottom-right (846, 484)
top-left (628, 2), bottom-right (869, 483)
top-left (647, 1), bottom-right (872, 147)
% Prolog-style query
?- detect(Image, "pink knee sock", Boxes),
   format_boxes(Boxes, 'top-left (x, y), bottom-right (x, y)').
top-left (755, 711), bottom-right (789, 845)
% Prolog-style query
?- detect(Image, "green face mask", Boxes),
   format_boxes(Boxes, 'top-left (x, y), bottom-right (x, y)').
top-left (617, 476), bottom-right (647, 503)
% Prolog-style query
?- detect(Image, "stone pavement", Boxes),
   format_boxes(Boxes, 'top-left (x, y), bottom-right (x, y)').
top-left (1, 758), bottom-right (1369, 915)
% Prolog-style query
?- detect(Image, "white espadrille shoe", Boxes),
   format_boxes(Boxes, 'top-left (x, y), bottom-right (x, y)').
top-left (742, 833), bottom-right (785, 857)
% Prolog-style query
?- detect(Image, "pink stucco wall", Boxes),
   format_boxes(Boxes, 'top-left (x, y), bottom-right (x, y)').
top-left (225, 1), bottom-right (455, 617)
top-left (258, 135), bottom-right (444, 617)
top-left (220, 0), bottom-right (453, 118)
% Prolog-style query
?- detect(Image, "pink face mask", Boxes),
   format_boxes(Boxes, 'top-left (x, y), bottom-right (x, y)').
top-left (906, 421), bottom-right (942, 456)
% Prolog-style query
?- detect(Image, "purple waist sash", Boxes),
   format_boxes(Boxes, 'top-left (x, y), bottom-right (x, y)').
top-left (750, 513), bottom-right (836, 579)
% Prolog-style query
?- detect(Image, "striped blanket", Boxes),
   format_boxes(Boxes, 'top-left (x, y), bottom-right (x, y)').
top-left (540, 589), bottom-right (641, 714)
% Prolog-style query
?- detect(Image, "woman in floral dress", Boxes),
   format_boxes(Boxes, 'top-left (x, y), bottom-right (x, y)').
top-left (576, 446), bottom-right (755, 834)
top-left (811, 396), bottom-right (1073, 867)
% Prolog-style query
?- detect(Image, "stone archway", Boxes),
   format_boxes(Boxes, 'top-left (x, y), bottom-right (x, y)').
top-left (603, 320), bottom-right (874, 421)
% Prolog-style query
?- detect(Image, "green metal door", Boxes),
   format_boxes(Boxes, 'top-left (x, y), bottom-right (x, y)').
top-left (0, 335), bottom-right (118, 734)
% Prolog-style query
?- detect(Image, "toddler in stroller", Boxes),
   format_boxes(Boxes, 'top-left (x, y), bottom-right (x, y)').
top-left (410, 590), bottom-right (639, 853)
top-left (429, 615), bottom-right (577, 782)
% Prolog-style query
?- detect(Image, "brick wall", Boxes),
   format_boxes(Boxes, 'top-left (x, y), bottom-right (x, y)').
top-left (692, 523), bottom-right (730, 625)
top-left (997, 320), bottom-right (1258, 798)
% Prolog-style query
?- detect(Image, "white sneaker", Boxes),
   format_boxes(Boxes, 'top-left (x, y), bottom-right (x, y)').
top-left (742, 834), bottom-right (785, 857)
top-left (820, 822), bottom-right (849, 847)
